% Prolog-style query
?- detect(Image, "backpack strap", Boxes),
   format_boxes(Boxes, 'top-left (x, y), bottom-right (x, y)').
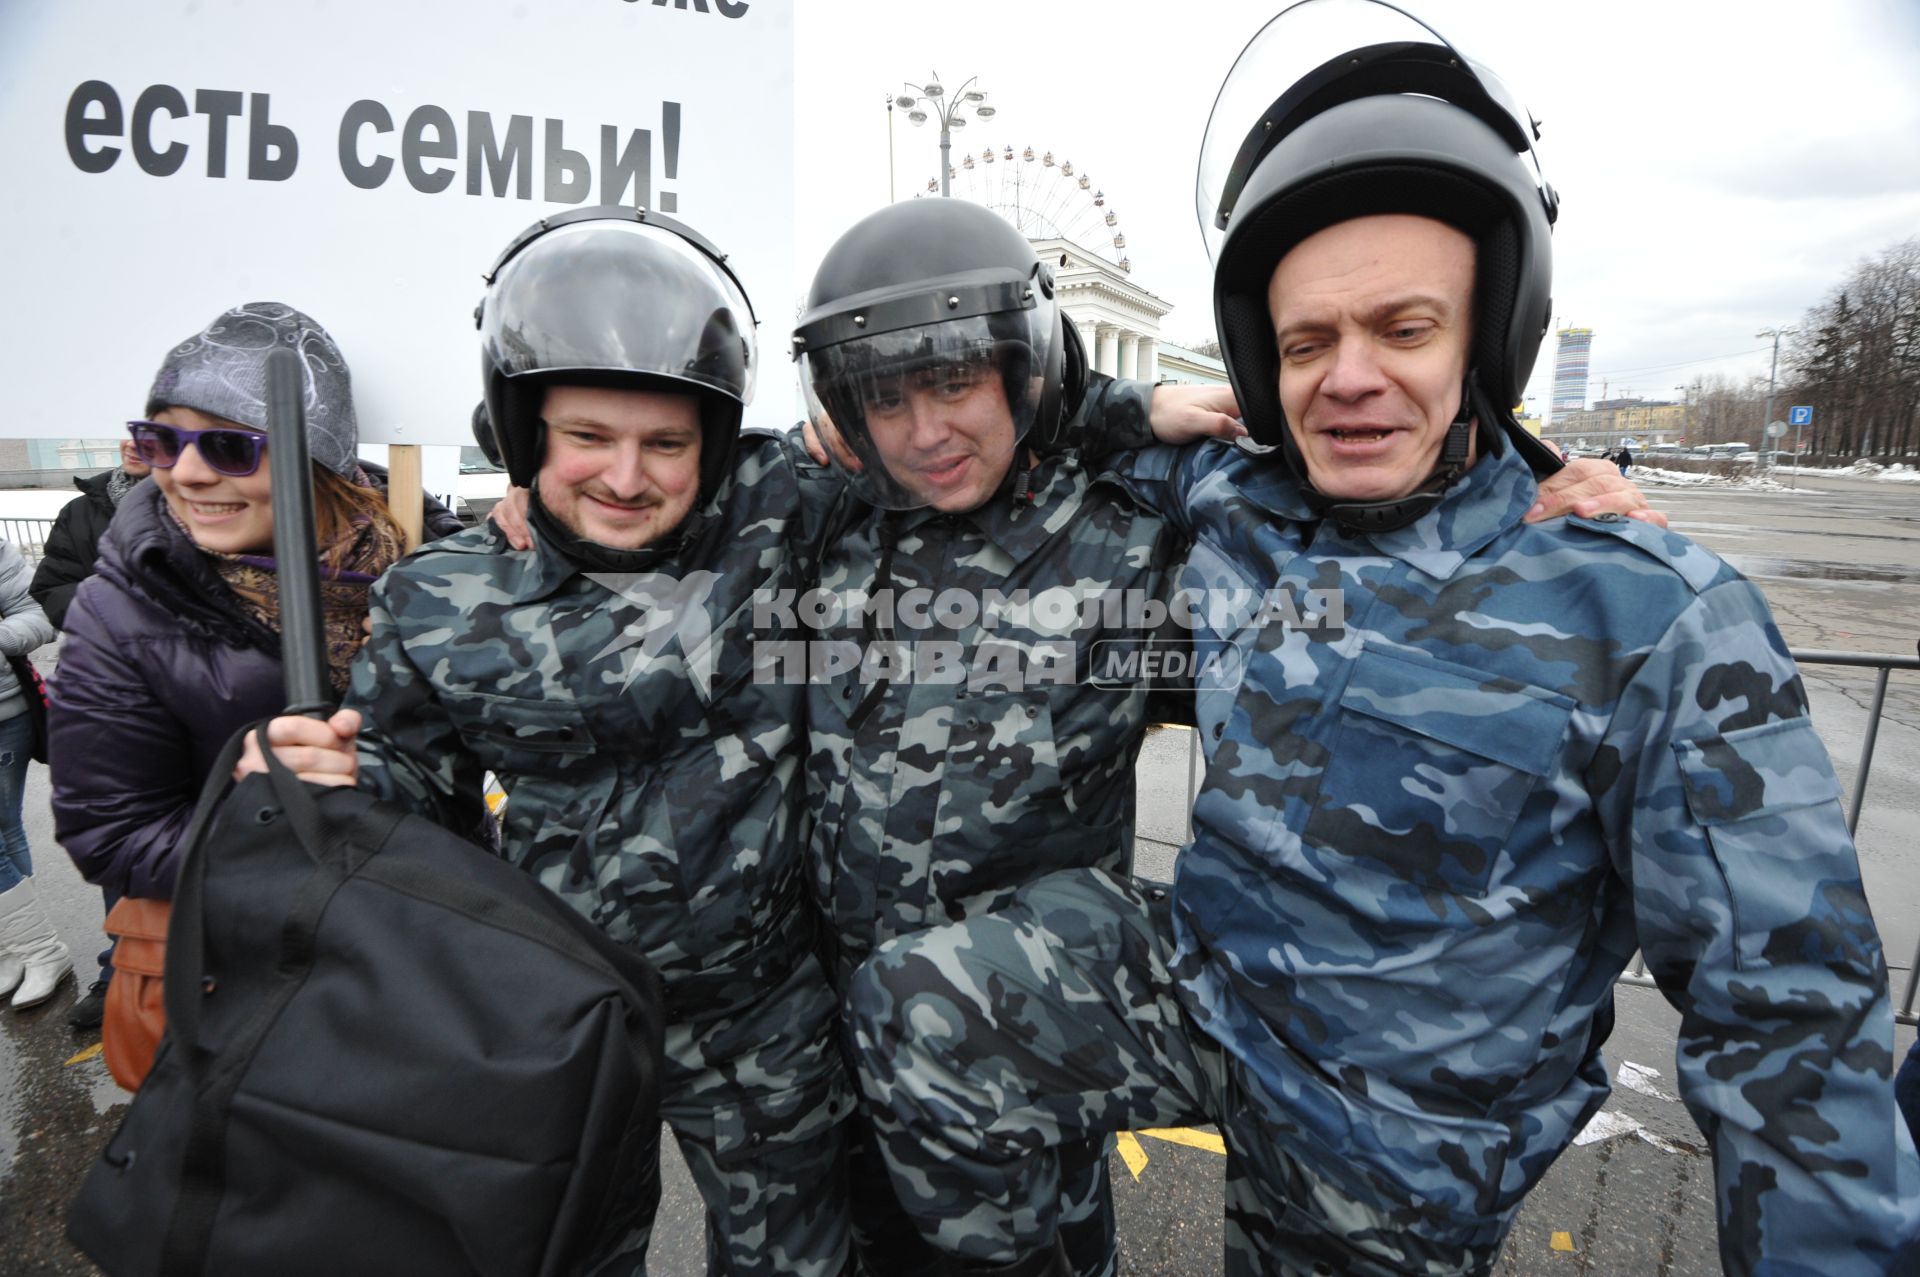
top-left (160, 727), bottom-right (251, 1056)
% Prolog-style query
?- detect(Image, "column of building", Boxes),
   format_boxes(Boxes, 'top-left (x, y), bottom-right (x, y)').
top-left (1075, 314), bottom-right (1161, 382)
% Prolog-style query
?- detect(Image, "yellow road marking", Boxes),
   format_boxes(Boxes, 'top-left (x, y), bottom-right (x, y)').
top-left (1115, 1127), bottom-right (1228, 1180)
top-left (1138, 1127), bottom-right (1227, 1155)
top-left (65, 1042), bottom-right (104, 1066)
top-left (1550, 1231), bottom-right (1574, 1252)
top-left (1115, 1131), bottom-right (1150, 1180)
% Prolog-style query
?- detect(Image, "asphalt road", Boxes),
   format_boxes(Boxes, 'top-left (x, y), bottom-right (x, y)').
top-left (3, 471), bottom-right (1916, 1274)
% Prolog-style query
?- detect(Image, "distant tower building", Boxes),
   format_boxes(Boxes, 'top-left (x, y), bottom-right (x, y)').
top-left (1550, 327), bottom-right (1594, 422)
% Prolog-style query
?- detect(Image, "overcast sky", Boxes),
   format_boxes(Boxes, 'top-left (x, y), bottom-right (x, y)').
top-left (793, 0), bottom-right (1920, 413)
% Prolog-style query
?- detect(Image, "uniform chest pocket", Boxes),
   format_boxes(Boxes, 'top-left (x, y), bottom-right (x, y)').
top-left (444, 692), bottom-right (600, 772)
top-left (1303, 647), bottom-right (1572, 896)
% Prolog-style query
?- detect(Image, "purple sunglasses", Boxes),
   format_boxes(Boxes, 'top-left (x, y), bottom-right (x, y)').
top-left (127, 421), bottom-right (269, 478)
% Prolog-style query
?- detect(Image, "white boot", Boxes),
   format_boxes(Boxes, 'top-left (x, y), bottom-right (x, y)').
top-left (0, 877), bottom-right (72, 1009)
top-left (0, 953), bottom-right (21, 998)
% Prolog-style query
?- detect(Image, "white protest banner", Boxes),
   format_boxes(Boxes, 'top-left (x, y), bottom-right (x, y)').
top-left (0, 0), bottom-right (796, 447)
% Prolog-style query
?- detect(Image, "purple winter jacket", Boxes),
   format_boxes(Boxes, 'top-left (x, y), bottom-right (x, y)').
top-left (51, 473), bottom-right (461, 900)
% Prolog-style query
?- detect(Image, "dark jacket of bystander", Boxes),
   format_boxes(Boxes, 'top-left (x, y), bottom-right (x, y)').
top-left (50, 468), bottom-right (458, 899)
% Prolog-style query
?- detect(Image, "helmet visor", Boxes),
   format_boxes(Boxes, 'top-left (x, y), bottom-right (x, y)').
top-left (482, 221), bottom-right (757, 405)
top-left (799, 309), bottom-right (1052, 511)
top-left (1196, 0), bottom-right (1548, 264)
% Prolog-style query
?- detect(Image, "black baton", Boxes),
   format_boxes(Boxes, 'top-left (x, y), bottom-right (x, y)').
top-left (265, 345), bottom-right (332, 717)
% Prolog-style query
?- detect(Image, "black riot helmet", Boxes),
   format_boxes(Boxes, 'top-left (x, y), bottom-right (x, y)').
top-left (1199, 0), bottom-right (1563, 531)
top-left (792, 199), bottom-right (1077, 511)
top-left (476, 206), bottom-right (757, 496)
top-left (469, 401), bottom-right (503, 469)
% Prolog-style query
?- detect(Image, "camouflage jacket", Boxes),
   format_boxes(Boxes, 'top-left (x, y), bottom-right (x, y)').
top-left (349, 431), bottom-right (841, 1002)
top-left (806, 377), bottom-right (1182, 973)
top-left (1117, 434), bottom-right (1919, 1272)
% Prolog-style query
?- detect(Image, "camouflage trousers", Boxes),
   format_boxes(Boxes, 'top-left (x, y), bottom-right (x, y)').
top-left (846, 869), bottom-right (1504, 1277)
top-left (830, 923), bottom-right (1119, 1277)
top-left (843, 1050), bottom-right (1119, 1277)
top-left (597, 951), bottom-right (856, 1277)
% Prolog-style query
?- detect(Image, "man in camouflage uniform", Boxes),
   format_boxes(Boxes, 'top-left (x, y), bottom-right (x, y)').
top-left (843, 10), bottom-right (1920, 1276)
top-left (792, 198), bottom-right (1185, 1277)
top-left (793, 199), bottom-right (1656, 1277)
top-left (251, 208), bottom-right (857, 1277)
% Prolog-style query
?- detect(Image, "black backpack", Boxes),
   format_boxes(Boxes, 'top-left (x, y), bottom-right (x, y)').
top-left (66, 728), bottom-right (666, 1277)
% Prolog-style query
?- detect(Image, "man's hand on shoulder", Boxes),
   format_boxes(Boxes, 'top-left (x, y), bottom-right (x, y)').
top-left (798, 414), bottom-right (863, 473)
top-left (235, 708), bottom-right (363, 787)
top-left (489, 486), bottom-right (534, 551)
top-left (1147, 384), bottom-right (1247, 446)
top-left (1527, 458), bottom-right (1668, 528)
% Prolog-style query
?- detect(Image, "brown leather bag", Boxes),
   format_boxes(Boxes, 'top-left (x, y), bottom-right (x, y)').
top-left (101, 896), bottom-right (171, 1091)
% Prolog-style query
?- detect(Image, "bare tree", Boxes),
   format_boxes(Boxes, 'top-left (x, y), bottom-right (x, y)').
top-left (1679, 373), bottom-right (1768, 448)
top-left (1785, 237), bottom-right (1920, 459)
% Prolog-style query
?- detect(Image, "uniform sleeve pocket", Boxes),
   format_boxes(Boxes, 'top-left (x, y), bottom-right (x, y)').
top-left (1303, 647), bottom-right (1572, 896)
top-left (1673, 717), bottom-right (1840, 824)
top-left (1674, 719), bottom-right (1871, 972)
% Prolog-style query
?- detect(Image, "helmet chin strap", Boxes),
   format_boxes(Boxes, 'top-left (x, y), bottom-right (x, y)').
top-left (1301, 373), bottom-right (1477, 535)
top-left (1008, 445), bottom-right (1037, 511)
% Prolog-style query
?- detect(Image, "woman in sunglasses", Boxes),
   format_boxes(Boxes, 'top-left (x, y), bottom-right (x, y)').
top-left (47, 304), bottom-right (460, 1049)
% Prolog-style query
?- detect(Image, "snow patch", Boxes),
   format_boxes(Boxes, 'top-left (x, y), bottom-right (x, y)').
top-left (1616, 1060), bottom-right (1678, 1102)
top-left (1573, 1107), bottom-right (1686, 1154)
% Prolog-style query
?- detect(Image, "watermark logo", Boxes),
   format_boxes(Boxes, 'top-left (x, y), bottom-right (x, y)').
top-left (583, 579), bottom-right (1338, 693)
top-left (749, 585), bottom-right (1345, 638)
top-left (586, 571), bottom-right (723, 695)
top-left (1087, 640), bottom-right (1245, 691)
top-left (748, 586), bottom-right (1336, 690)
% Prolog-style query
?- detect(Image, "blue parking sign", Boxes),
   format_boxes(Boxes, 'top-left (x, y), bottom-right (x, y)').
top-left (1790, 405), bottom-right (1813, 425)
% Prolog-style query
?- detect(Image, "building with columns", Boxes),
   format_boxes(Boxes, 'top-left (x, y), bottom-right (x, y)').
top-left (1154, 341), bottom-right (1230, 388)
top-left (1031, 236), bottom-right (1172, 385)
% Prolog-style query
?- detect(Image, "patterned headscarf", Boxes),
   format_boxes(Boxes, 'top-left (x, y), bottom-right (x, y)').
top-left (145, 302), bottom-right (358, 476)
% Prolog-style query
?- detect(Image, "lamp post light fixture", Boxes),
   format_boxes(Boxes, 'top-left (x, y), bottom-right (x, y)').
top-left (896, 73), bottom-right (996, 196)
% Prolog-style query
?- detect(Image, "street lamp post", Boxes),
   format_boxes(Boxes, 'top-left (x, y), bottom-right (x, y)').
top-left (894, 74), bottom-right (996, 197)
top-left (1757, 326), bottom-right (1796, 477)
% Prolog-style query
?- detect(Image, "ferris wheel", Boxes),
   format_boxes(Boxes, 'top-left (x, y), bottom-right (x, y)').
top-left (918, 145), bottom-right (1132, 273)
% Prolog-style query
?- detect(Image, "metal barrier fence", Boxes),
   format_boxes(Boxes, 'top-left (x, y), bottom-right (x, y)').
top-left (3, 518), bottom-right (56, 563)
